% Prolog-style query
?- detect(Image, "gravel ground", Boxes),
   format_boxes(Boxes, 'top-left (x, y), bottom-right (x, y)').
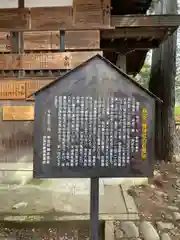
top-left (113, 159), bottom-right (180, 240)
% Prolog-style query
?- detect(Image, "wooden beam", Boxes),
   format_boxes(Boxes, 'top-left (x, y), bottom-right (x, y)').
top-left (101, 28), bottom-right (166, 39)
top-left (63, 30), bottom-right (100, 50)
top-left (0, 8), bottom-right (29, 31)
top-left (111, 15), bottom-right (180, 28)
top-left (73, 0), bottom-right (110, 28)
top-left (101, 39), bottom-right (161, 51)
top-left (18, 0), bottom-right (24, 8)
top-left (0, 51), bottom-right (102, 70)
top-left (2, 106), bottom-right (34, 121)
top-left (24, 30), bottom-right (100, 50)
top-left (30, 7), bottom-right (73, 31)
top-left (0, 8), bottom-right (179, 31)
top-left (24, 31), bottom-right (56, 50)
top-left (0, 80), bottom-right (25, 99)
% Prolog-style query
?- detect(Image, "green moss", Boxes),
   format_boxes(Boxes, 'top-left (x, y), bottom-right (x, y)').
top-left (26, 179), bottom-right (44, 185)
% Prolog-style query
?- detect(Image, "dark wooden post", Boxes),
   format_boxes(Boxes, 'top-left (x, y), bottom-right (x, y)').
top-left (116, 53), bottom-right (127, 72)
top-left (10, 0), bottom-right (24, 77)
top-left (149, 0), bottom-right (177, 161)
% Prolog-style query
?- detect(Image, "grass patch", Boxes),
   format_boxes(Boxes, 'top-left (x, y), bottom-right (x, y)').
top-left (175, 106), bottom-right (180, 117)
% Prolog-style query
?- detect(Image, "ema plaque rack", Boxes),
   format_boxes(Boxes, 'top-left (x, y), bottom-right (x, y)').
top-left (32, 54), bottom-right (158, 240)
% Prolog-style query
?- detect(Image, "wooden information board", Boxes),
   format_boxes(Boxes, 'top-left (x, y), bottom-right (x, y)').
top-left (3, 106), bottom-right (34, 121)
top-left (0, 51), bottom-right (101, 70)
top-left (26, 79), bottom-right (54, 100)
top-left (24, 30), bottom-right (100, 50)
top-left (33, 54), bottom-right (156, 178)
top-left (0, 81), bottom-right (25, 100)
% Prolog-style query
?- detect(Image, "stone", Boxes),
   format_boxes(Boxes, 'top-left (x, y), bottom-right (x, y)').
top-left (120, 221), bottom-right (139, 237)
top-left (105, 221), bottom-right (114, 240)
top-left (176, 179), bottom-right (180, 186)
top-left (173, 212), bottom-right (180, 220)
top-left (167, 205), bottom-right (179, 211)
top-left (12, 202), bottom-right (28, 209)
top-left (156, 222), bottom-right (174, 231)
top-left (161, 233), bottom-right (172, 240)
top-left (114, 228), bottom-right (124, 239)
top-left (162, 212), bottom-right (173, 221)
top-left (139, 221), bottom-right (160, 240)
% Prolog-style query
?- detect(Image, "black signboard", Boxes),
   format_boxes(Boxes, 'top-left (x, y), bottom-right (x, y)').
top-left (33, 54), bottom-right (156, 178)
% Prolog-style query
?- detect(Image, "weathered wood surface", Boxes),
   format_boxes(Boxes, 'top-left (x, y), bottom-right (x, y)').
top-left (0, 79), bottom-right (54, 100)
top-left (0, 32), bottom-right (10, 52)
top-left (64, 30), bottom-right (100, 49)
top-left (26, 79), bottom-right (54, 100)
top-left (111, 15), bottom-right (180, 27)
top-left (0, 100), bottom-right (33, 164)
top-left (101, 28), bottom-right (167, 39)
top-left (0, 6), bottom-right (109, 31)
top-left (30, 7), bottom-right (73, 30)
top-left (3, 105), bottom-right (34, 120)
top-left (0, 8), bottom-right (29, 31)
top-left (73, 0), bottom-right (110, 27)
top-left (0, 6), bottom-right (179, 31)
top-left (24, 31), bottom-right (57, 50)
top-left (0, 80), bottom-right (26, 100)
top-left (24, 30), bottom-right (100, 50)
top-left (0, 51), bottom-right (101, 69)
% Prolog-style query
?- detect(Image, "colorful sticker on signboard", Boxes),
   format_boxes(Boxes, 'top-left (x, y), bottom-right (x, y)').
top-left (141, 108), bottom-right (148, 160)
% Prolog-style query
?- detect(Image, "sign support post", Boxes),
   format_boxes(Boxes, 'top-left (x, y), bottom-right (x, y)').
top-left (90, 177), bottom-right (99, 240)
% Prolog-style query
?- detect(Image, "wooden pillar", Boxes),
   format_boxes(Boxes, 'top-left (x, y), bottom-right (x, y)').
top-left (18, 0), bottom-right (24, 55)
top-left (116, 54), bottom-right (127, 72)
top-left (18, 0), bottom-right (24, 77)
top-left (11, 0), bottom-right (24, 54)
top-left (149, 0), bottom-right (177, 161)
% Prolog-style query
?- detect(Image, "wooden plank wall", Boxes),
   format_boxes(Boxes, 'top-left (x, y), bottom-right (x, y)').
top-left (0, 1), bottom-right (108, 166)
top-left (23, 30), bottom-right (100, 50)
top-left (0, 79), bottom-right (54, 100)
top-left (0, 51), bottom-right (101, 70)
top-left (0, 3), bottom-right (111, 31)
top-left (0, 32), bottom-right (10, 52)
top-left (0, 80), bottom-right (26, 99)
top-left (73, 0), bottom-right (110, 27)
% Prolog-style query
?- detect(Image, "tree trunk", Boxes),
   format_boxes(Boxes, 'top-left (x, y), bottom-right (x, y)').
top-left (149, 0), bottom-right (177, 161)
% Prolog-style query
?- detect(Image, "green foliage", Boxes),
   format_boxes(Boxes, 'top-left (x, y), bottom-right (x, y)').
top-left (175, 106), bottom-right (180, 116)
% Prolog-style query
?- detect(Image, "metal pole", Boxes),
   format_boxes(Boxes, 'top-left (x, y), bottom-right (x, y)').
top-left (90, 177), bottom-right (99, 240)
top-left (60, 30), bottom-right (65, 51)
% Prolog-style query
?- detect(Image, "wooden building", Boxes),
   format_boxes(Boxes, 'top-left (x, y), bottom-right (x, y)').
top-left (0, 0), bottom-right (178, 177)
top-left (0, 0), bottom-right (178, 238)
top-left (0, 0), bottom-right (179, 179)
